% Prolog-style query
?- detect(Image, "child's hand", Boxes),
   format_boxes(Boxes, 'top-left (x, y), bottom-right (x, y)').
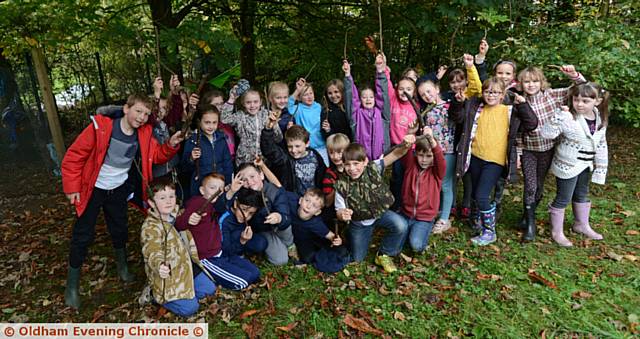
top-left (240, 226), bottom-right (253, 244)
top-left (266, 111), bottom-right (279, 129)
top-left (159, 263), bottom-right (171, 279)
top-left (296, 78), bottom-right (307, 90)
top-left (66, 192), bottom-right (80, 205)
top-left (375, 53), bottom-right (386, 73)
top-left (454, 89), bottom-right (465, 102)
top-left (188, 212), bottom-right (205, 226)
top-left (513, 93), bottom-right (526, 104)
top-left (228, 85), bottom-right (239, 103)
top-left (337, 208), bottom-right (353, 222)
top-left (332, 236), bottom-right (342, 247)
top-left (402, 133), bottom-right (416, 146)
top-left (169, 74), bottom-right (180, 94)
top-left (188, 93), bottom-right (199, 109)
top-left (478, 39), bottom-right (489, 57)
top-left (230, 174), bottom-right (245, 193)
top-left (169, 131), bottom-right (184, 147)
top-left (191, 147), bottom-right (201, 160)
top-left (463, 54), bottom-right (474, 68)
top-left (560, 65), bottom-right (578, 78)
top-left (342, 60), bottom-right (351, 76)
top-left (286, 120), bottom-right (294, 130)
top-left (322, 119), bottom-right (331, 132)
top-left (435, 65), bottom-right (448, 80)
top-left (406, 119), bottom-right (419, 135)
top-left (153, 77), bottom-right (163, 98)
top-left (264, 212), bottom-right (282, 225)
top-left (422, 126), bottom-right (433, 138)
top-left (254, 155), bottom-right (265, 168)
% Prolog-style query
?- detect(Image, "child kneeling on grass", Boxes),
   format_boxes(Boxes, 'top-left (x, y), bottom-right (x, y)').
top-left (334, 135), bottom-right (415, 273)
top-left (141, 178), bottom-right (216, 317)
top-left (176, 173), bottom-right (260, 290)
top-left (288, 188), bottom-right (350, 273)
top-left (399, 127), bottom-right (446, 252)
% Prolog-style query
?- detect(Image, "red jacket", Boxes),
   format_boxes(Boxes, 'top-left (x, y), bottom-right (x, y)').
top-left (61, 115), bottom-right (179, 216)
top-left (400, 144), bottom-right (446, 222)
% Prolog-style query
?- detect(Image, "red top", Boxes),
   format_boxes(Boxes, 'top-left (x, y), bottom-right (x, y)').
top-left (175, 195), bottom-right (222, 259)
top-left (61, 114), bottom-right (179, 216)
top-left (400, 144), bottom-right (446, 221)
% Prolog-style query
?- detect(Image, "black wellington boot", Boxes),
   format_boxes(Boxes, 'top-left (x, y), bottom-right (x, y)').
top-left (521, 204), bottom-right (537, 242)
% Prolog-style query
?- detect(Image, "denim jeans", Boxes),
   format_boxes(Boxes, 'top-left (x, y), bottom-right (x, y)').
top-left (551, 168), bottom-right (591, 209)
top-left (348, 210), bottom-right (408, 262)
top-left (468, 156), bottom-right (505, 211)
top-left (162, 272), bottom-right (216, 317)
top-left (399, 213), bottom-right (434, 252)
top-left (439, 154), bottom-right (457, 220)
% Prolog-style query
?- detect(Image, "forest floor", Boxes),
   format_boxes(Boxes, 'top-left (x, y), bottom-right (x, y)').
top-left (0, 123), bottom-right (638, 338)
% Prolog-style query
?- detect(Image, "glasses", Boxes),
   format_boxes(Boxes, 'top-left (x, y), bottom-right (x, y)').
top-left (483, 90), bottom-right (502, 97)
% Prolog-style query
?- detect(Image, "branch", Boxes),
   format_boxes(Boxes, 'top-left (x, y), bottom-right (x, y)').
top-left (173, 0), bottom-right (208, 25)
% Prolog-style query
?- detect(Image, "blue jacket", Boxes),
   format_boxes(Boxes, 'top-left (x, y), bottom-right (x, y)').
top-left (182, 129), bottom-right (233, 197)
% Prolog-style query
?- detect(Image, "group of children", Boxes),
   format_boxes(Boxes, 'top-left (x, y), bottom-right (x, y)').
top-left (60, 39), bottom-right (610, 316)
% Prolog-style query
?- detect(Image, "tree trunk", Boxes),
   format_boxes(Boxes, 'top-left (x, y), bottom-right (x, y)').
top-left (95, 52), bottom-right (109, 104)
top-left (239, 0), bottom-right (256, 82)
top-left (31, 47), bottom-right (66, 163)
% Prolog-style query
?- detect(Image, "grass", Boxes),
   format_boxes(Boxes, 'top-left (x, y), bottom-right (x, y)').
top-left (0, 125), bottom-right (638, 338)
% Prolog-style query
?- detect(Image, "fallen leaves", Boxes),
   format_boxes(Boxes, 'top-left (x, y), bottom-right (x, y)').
top-left (343, 313), bottom-right (383, 336)
top-left (476, 273), bottom-right (502, 281)
top-left (276, 322), bottom-right (298, 332)
top-left (239, 309), bottom-right (259, 319)
top-left (626, 230), bottom-right (639, 236)
top-left (572, 291), bottom-right (593, 300)
top-left (527, 270), bottom-right (557, 289)
top-left (607, 251), bottom-right (639, 262)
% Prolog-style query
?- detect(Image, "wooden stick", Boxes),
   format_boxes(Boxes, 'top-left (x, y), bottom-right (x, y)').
top-left (547, 64), bottom-right (563, 71)
top-left (195, 188), bottom-right (223, 215)
top-left (154, 24), bottom-right (162, 79)
top-left (343, 27), bottom-right (352, 61)
top-left (304, 63), bottom-right (318, 80)
top-left (377, 0), bottom-right (383, 54)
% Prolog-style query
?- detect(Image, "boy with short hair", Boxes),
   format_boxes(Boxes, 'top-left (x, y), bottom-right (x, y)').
top-left (335, 134), bottom-right (415, 273)
top-left (176, 174), bottom-right (260, 290)
top-left (399, 127), bottom-right (446, 252)
top-left (261, 120), bottom-right (326, 196)
top-left (61, 93), bottom-right (183, 309)
top-left (220, 187), bottom-right (269, 258)
top-left (322, 133), bottom-right (350, 207)
top-left (288, 188), bottom-right (349, 273)
top-left (141, 178), bottom-right (216, 317)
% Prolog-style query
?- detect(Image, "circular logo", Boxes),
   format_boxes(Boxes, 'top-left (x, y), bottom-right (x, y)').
top-left (193, 326), bottom-right (204, 337)
top-left (4, 326), bottom-right (15, 337)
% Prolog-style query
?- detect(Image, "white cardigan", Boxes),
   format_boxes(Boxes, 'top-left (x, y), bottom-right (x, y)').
top-left (541, 109), bottom-right (608, 184)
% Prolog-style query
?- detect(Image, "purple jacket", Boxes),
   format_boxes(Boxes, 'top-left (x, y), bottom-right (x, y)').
top-left (344, 72), bottom-right (390, 160)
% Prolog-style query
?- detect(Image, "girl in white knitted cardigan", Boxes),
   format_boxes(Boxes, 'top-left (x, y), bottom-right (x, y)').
top-left (541, 82), bottom-right (609, 247)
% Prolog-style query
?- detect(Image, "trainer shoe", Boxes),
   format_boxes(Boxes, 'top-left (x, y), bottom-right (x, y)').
top-left (375, 254), bottom-right (397, 273)
top-left (431, 219), bottom-right (451, 234)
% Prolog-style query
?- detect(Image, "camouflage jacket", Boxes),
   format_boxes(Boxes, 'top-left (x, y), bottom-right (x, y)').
top-left (140, 208), bottom-right (201, 304)
top-left (334, 161), bottom-right (394, 221)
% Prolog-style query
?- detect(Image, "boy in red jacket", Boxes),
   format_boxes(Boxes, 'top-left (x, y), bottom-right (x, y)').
top-left (400, 127), bottom-right (446, 252)
top-left (61, 94), bottom-right (183, 310)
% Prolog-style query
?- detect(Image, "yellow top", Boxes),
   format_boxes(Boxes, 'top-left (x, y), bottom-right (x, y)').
top-left (464, 65), bottom-right (482, 98)
top-left (471, 104), bottom-right (510, 166)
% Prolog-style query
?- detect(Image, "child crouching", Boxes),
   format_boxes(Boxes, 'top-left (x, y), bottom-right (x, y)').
top-left (399, 127), bottom-right (446, 252)
top-left (335, 135), bottom-right (415, 273)
top-left (176, 173), bottom-right (260, 290)
top-left (289, 188), bottom-right (350, 273)
top-left (141, 178), bottom-right (216, 317)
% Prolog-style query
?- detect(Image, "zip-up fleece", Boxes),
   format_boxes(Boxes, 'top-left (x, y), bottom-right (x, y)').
top-left (400, 144), bottom-right (446, 221)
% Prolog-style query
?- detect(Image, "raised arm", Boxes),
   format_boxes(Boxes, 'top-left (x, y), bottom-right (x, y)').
top-left (463, 54), bottom-right (482, 98)
top-left (383, 134), bottom-right (416, 167)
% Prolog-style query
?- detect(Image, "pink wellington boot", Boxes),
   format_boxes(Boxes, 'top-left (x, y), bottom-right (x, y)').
top-left (548, 205), bottom-right (573, 247)
top-left (572, 201), bottom-right (603, 240)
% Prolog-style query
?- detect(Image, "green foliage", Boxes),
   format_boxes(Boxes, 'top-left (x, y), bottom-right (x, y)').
top-left (1, 0), bottom-right (639, 126)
